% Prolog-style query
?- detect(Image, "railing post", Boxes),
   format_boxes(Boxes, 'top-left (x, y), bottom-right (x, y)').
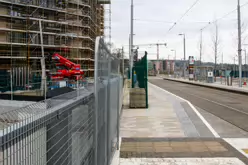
top-left (116, 77), bottom-right (120, 150)
top-left (94, 37), bottom-right (100, 165)
top-left (44, 77), bottom-right (47, 101)
top-left (106, 51), bottom-right (111, 165)
top-left (77, 80), bottom-right (79, 98)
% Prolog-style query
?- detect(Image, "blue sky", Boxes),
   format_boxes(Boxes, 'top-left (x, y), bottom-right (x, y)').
top-left (110, 0), bottom-right (248, 64)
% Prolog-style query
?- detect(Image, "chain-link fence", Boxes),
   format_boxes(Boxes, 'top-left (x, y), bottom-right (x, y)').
top-left (0, 37), bottom-right (123, 165)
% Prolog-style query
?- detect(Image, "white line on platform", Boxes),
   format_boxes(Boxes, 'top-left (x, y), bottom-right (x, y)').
top-left (149, 82), bottom-right (220, 138)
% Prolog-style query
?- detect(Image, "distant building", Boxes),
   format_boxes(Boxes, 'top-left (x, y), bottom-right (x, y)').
top-left (149, 59), bottom-right (175, 74)
top-left (163, 60), bottom-right (175, 73)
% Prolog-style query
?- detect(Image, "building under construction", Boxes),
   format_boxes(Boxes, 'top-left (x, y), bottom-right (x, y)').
top-left (0, 0), bottom-right (108, 91)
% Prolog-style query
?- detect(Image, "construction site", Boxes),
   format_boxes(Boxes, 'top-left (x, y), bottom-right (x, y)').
top-left (0, 0), bottom-right (109, 93)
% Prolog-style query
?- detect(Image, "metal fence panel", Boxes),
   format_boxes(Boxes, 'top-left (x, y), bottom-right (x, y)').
top-left (94, 37), bottom-right (122, 165)
top-left (0, 87), bottom-right (95, 165)
top-left (0, 37), bottom-right (122, 165)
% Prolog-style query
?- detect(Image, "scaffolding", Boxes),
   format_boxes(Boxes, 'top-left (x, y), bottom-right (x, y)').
top-left (0, 0), bottom-right (106, 91)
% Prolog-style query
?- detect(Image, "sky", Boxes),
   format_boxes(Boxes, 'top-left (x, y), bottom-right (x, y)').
top-left (109, 0), bottom-right (248, 64)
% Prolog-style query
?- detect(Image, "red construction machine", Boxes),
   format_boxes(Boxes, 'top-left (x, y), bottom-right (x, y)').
top-left (48, 53), bottom-right (84, 81)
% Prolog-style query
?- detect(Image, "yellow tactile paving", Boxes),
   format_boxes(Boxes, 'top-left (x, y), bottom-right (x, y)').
top-left (121, 141), bottom-right (228, 153)
top-left (242, 149), bottom-right (248, 154)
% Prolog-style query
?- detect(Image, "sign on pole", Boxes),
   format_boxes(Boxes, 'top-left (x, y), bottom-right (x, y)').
top-left (188, 56), bottom-right (195, 80)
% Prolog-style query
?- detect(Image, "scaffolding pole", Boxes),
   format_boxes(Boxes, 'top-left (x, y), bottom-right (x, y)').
top-left (39, 20), bottom-right (46, 97)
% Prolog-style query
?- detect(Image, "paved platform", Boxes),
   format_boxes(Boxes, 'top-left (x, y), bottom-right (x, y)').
top-left (121, 83), bottom-right (215, 138)
top-left (111, 80), bottom-right (248, 165)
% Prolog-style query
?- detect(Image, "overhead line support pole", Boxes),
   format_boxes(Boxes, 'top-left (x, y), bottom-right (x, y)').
top-left (238, 0), bottom-right (242, 87)
top-left (157, 44), bottom-right (160, 74)
top-left (130, 0), bottom-right (134, 80)
top-left (183, 34), bottom-right (186, 79)
top-left (200, 29), bottom-right (203, 65)
top-left (122, 47), bottom-right (124, 77)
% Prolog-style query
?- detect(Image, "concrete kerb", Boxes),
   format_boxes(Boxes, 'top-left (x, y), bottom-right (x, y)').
top-left (163, 77), bottom-right (248, 96)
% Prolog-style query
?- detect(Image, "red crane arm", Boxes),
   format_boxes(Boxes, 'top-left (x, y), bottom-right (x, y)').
top-left (52, 53), bottom-right (81, 70)
top-left (50, 53), bottom-right (84, 81)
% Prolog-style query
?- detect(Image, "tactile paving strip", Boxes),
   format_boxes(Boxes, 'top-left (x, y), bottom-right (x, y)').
top-left (120, 138), bottom-right (248, 164)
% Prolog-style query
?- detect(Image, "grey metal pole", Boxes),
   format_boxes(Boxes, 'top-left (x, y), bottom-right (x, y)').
top-left (130, 0), bottom-right (134, 80)
top-left (183, 34), bottom-right (186, 79)
top-left (116, 78), bottom-right (120, 150)
top-left (157, 44), bottom-right (160, 74)
top-left (44, 78), bottom-right (47, 101)
top-left (122, 47), bottom-right (124, 77)
top-left (10, 69), bottom-right (13, 100)
top-left (175, 50), bottom-right (177, 60)
top-left (171, 50), bottom-right (176, 60)
top-left (245, 49), bottom-right (247, 79)
top-left (129, 34), bottom-right (132, 80)
top-left (106, 53), bottom-right (111, 165)
top-left (39, 20), bottom-right (47, 95)
top-left (221, 53), bottom-right (223, 84)
top-left (200, 29), bottom-right (203, 65)
top-left (10, 16), bottom-right (13, 100)
top-left (238, 0), bottom-right (242, 87)
top-left (245, 49), bottom-right (247, 65)
top-left (234, 57), bottom-right (236, 73)
top-left (222, 53), bottom-right (224, 69)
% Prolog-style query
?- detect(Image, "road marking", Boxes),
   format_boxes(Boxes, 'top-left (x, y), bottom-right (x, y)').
top-left (149, 82), bottom-right (220, 138)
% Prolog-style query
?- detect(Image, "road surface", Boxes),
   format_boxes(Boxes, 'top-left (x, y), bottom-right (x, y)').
top-left (149, 77), bottom-right (248, 132)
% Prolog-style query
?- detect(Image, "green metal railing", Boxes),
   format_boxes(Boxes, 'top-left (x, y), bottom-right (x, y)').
top-left (132, 52), bottom-right (148, 108)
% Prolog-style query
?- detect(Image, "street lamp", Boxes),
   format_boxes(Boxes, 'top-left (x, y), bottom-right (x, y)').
top-left (171, 49), bottom-right (177, 60)
top-left (179, 33), bottom-right (186, 78)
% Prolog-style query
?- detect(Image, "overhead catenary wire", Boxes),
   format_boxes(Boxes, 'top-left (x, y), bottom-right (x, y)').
top-left (200, 1), bottom-right (248, 31)
top-left (197, 1), bottom-right (248, 64)
top-left (165, 0), bottom-right (201, 36)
